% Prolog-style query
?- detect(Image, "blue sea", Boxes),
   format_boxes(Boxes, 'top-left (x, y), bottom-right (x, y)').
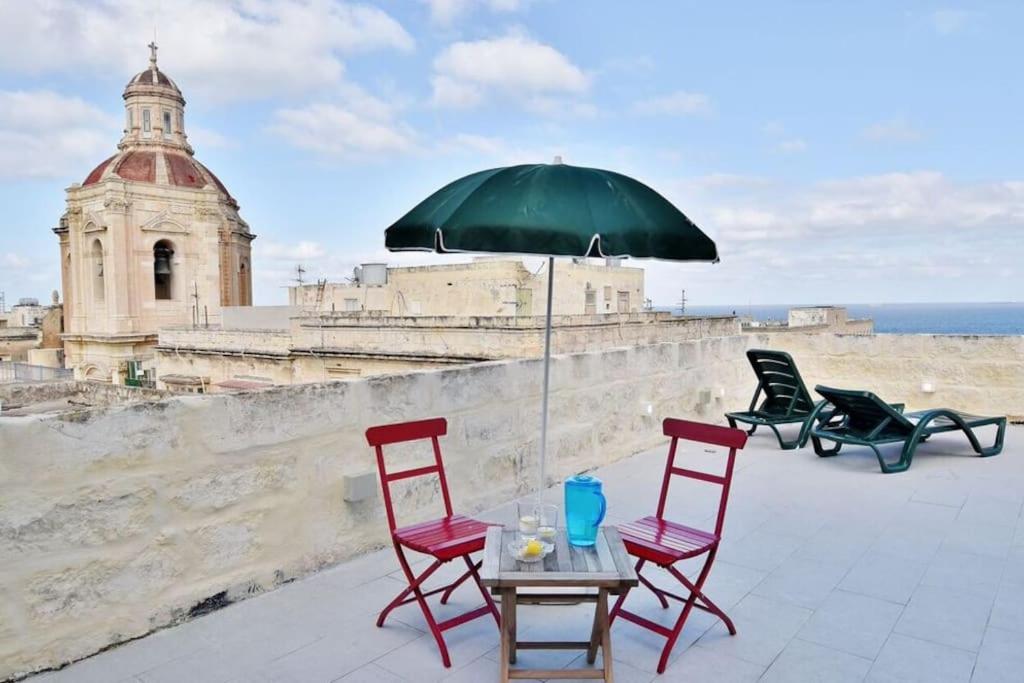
top-left (674, 303), bottom-right (1024, 335)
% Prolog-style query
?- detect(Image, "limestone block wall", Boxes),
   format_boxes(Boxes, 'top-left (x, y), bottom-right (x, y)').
top-left (0, 335), bottom-right (752, 679)
top-left (757, 333), bottom-right (1024, 419)
top-left (294, 312), bottom-right (740, 361)
top-left (0, 328), bottom-right (41, 362)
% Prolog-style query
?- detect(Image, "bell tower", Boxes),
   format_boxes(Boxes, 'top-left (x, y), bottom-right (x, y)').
top-left (54, 44), bottom-right (255, 384)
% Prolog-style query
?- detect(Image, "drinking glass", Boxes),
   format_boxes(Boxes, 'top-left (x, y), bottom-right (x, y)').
top-left (516, 501), bottom-right (540, 541)
top-left (536, 504), bottom-right (558, 543)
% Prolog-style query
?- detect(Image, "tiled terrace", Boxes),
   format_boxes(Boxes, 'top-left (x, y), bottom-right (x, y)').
top-left (32, 424), bottom-right (1022, 683)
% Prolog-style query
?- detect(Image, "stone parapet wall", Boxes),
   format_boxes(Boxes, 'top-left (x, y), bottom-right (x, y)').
top-left (758, 333), bottom-right (1024, 419)
top-left (0, 380), bottom-right (166, 415)
top-left (294, 313), bottom-right (740, 360)
top-left (0, 335), bottom-right (752, 679)
top-left (158, 327), bottom-right (293, 356)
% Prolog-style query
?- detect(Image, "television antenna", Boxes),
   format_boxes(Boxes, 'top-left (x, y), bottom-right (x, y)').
top-left (293, 264), bottom-right (307, 286)
top-left (677, 288), bottom-right (687, 315)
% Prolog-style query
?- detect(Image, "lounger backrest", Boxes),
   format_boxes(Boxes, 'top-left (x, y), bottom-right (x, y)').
top-left (746, 349), bottom-right (815, 416)
top-left (814, 385), bottom-right (915, 438)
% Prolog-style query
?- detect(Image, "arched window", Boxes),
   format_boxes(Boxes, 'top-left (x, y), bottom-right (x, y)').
top-left (153, 240), bottom-right (174, 300)
top-left (91, 238), bottom-right (105, 303)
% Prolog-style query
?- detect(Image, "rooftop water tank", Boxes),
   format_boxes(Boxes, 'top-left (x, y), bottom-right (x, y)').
top-left (360, 263), bottom-right (388, 285)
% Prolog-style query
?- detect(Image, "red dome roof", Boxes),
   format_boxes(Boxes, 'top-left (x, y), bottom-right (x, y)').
top-left (81, 149), bottom-right (236, 205)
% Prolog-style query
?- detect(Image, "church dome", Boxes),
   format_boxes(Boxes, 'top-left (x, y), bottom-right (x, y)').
top-left (82, 149), bottom-right (237, 206)
top-left (80, 43), bottom-right (237, 209)
top-left (125, 66), bottom-right (182, 97)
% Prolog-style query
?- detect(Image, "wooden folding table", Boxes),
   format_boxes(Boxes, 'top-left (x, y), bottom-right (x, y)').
top-left (480, 526), bottom-right (638, 682)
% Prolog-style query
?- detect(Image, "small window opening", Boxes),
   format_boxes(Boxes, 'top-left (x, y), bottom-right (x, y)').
top-left (153, 240), bottom-right (174, 300)
top-left (92, 239), bottom-right (105, 303)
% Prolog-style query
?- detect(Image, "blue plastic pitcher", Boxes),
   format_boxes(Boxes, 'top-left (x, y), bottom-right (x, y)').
top-left (564, 475), bottom-right (607, 546)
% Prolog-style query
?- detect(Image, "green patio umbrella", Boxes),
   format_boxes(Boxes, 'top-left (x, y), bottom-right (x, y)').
top-left (385, 161), bottom-right (718, 498)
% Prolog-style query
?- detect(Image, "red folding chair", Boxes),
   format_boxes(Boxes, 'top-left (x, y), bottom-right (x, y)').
top-left (365, 417), bottom-right (500, 668)
top-left (609, 417), bottom-right (748, 674)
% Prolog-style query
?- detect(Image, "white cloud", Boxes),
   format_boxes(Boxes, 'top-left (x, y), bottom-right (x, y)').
top-left (422, 0), bottom-right (528, 26)
top-left (0, 90), bottom-right (117, 180)
top-left (681, 171), bottom-right (1024, 247)
top-left (644, 170), bottom-right (1024, 305)
top-left (269, 84), bottom-right (416, 158)
top-left (0, 1), bottom-right (413, 103)
top-left (431, 33), bottom-right (590, 112)
top-left (930, 9), bottom-right (971, 35)
top-left (775, 138), bottom-right (807, 154)
top-left (430, 75), bottom-right (485, 109)
top-left (861, 118), bottom-right (922, 143)
top-left (632, 91), bottom-right (713, 117)
top-left (269, 102), bottom-right (416, 158)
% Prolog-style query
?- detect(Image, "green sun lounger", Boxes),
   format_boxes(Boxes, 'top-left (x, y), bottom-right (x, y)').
top-left (725, 349), bottom-right (821, 449)
top-left (800, 385), bottom-right (1008, 473)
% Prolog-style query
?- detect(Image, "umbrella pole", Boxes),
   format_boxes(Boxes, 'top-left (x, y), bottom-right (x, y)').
top-left (538, 256), bottom-right (554, 504)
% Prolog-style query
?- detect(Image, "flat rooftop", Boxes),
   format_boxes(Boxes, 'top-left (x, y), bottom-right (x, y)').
top-left (31, 424), bottom-right (1023, 682)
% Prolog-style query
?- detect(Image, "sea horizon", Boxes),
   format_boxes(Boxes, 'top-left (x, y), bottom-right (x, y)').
top-left (656, 301), bottom-right (1024, 335)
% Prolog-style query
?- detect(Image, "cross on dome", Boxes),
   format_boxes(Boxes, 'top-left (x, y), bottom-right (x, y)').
top-left (148, 41), bottom-right (158, 69)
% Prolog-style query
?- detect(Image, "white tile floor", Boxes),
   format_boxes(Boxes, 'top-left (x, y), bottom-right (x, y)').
top-left (30, 424), bottom-right (1022, 682)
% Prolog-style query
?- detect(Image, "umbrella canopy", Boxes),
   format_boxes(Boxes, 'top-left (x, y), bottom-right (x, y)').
top-left (386, 163), bottom-right (718, 262)
top-left (384, 161), bottom-right (718, 508)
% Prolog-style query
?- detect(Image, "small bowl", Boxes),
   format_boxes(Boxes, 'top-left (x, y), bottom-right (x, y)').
top-left (508, 539), bottom-right (554, 563)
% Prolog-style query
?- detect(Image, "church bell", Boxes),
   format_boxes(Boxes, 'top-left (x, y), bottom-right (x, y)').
top-left (154, 246), bottom-right (173, 276)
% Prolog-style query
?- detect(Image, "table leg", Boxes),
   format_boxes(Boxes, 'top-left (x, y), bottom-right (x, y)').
top-left (509, 588), bottom-right (517, 664)
top-left (499, 588), bottom-right (512, 683)
top-left (599, 589), bottom-right (614, 683)
top-left (587, 591), bottom-right (602, 664)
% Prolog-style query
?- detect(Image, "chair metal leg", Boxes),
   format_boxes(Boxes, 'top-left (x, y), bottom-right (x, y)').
top-left (609, 550), bottom-right (731, 674)
top-left (463, 554), bottom-right (501, 626)
top-left (635, 559), bottom-right (669, 609)
top-left (377, 553), bottom-right (443, 627)
top-left (390, 544), bottom-right (452, 667)
top-left (654, 555), bottom-right (716, 674)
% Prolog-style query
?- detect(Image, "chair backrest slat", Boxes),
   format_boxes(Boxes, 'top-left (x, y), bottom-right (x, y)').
top-left (366, 417), bottom-right (447, 446)
top-left (664, 417), bottom-right (748, 449)
top-left (656, 418), bottom-right (748, 536)
top-left (386, 464), bottom-right (441, 483)
top-left (670, 466), bottom-right (726, 485)
top-left (365, 417), bottom-right (453, 534)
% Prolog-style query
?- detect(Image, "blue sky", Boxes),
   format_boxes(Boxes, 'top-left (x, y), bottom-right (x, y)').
top-left (0, 1), bottom-right (1021, 307)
